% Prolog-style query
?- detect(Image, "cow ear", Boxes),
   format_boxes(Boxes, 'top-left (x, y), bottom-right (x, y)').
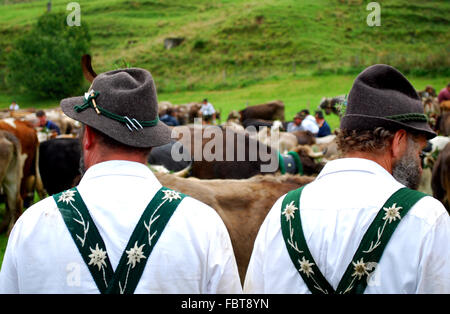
top-left (81, 54), bottom-right (97, 83)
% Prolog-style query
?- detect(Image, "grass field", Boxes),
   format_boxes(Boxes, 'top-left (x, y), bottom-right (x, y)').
top-left (0, 73), bottom-right (447, 131)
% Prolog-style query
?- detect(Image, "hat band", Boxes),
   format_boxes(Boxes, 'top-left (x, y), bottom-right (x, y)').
top-left (385, 113), bottom-right (428, 123)
top-left (74, 91), bottom-right (159, 131)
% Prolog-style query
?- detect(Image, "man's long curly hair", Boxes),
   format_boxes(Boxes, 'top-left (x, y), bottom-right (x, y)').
top-left (336, 127), bottom-right (396, 155)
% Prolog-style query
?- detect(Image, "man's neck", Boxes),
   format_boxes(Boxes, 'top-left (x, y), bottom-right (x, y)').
top-left (84, 150), bottom-right (148, 171)
top-left (345, 151), bottom-right (392, 174)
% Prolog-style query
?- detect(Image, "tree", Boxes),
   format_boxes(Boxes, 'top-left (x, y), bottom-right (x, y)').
top-left (6, 12), bottom-right (90, 99)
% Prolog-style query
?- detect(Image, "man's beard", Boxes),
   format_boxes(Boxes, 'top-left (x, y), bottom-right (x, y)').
top-left (392, 137), bottom-right (422, 190)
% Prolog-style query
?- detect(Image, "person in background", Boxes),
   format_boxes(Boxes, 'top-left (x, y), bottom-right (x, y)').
top-left (199, 98), bottom-right (216, 125)
top-left (438, 83), bottom-right (450, 112)
top-left (315, 110), bottom-right (332, 137)
top-left (9, 100), bottom-right (19, 111)
top-left (160, 108), bottom-right (179, 126)
top-left (299, 110), bottom-right (319, 135)
top-left (287, 113), bottom-right (303, 132)
top-left (36, 110), bottom-right (61, 135)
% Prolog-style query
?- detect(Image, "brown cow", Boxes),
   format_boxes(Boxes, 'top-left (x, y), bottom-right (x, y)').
top-left (0, 118), bottom-right (45, 208)
top-left (155, 172), bottom-right (315, 282)
top-left (431, 142), bottom-right (450, 213)
top-left (239, 100), bottom-right (285, 122)
top-left (173, 125), bottom-right (324, 179)
top-left (291, 130), bottom-right (316, 145)
top-left (0, 130), bottom-right (24, 234)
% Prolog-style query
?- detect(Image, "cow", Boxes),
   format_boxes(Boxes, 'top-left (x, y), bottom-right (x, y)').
top-left (148, 140), bottom-right (191, 172)
top-left (0, 130), bottom-right (24, 234)
top-left (291, 130), bottom-right (316, 145)
top-left (251, 121), bottom-right (298, 154)
top-left (242, 118), bottom-right (276, 131)
top-left (39, 138), bottom-right (82, 196)
top-left (0, 118), bottom-right (45, 208)
top-left (431, 142), bottom-right (450, 213)
top-left (319, 95), bottom-right (346, 116)
top-left (173, 125), bottom-right (324, 179)
top-left (239, 100), bottom-right (285, 122)
top-left (155, 172), bottom-right (315, 282)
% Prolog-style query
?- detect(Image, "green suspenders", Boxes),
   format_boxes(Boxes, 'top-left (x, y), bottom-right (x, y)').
top-left (281, 186), bottom-right (427, 294)
top-left (53, 186), bottom-right (186, 294)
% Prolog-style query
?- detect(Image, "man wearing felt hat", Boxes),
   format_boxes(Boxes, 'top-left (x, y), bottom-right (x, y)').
top-left (244, 64), bottom-right (450, 294)
top-left (0, 68), bottom-right (242, 294)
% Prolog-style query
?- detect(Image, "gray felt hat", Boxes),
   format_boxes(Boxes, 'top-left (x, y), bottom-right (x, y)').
top-left (340, 64), bottom-right (436, 139)
top-left (61, 68), bottom-right (171, 148)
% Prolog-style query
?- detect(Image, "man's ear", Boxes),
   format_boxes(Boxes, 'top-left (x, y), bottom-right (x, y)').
top-left (83, 125), bottom-right (95, 151)
top-left (391, 129), bottom-right (408, 159)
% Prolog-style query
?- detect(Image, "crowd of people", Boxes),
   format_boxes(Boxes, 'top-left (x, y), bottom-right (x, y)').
top-left (0, 65), bottom-right (448, 295)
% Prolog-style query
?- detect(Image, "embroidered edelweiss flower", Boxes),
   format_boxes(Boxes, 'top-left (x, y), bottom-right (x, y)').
top-left (382, 203), bottom-right (402, 223)
top-left (298, 256), bottom-right (315, 278)
top-left (126, 241), bottom-right (146, 268)
top-left (162, 189), bottom-right (181, 202)
top-left (352, 258), bottom-right (369, 280)
top-left (282, 201), bottom-right (298, 221)
top-left (58, 189), bottom-right (76, 204)
top-left (88, 243), bottom-right (107, 271)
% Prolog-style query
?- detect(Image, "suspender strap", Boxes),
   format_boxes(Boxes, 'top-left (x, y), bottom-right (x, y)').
top-left (281, 186), bottom-right (335, 294)
top-left (335, 187), bottom-right (427, 294)
top-left (106, 187), bottom-right (185, 294)
top-left (281, 186), bottom-right (427, 294)
top-left (53, 188), bottom-right (114, 293)
top-left (54, 186), bottom-right (186, 294)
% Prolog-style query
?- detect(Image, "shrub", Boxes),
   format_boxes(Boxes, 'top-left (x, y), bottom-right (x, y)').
top-left (6, 12), bottom-right (90, 99)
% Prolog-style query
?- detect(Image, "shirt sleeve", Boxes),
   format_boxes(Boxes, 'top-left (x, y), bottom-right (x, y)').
top-left (243, 196), bottom-right (283, 293)
top-left (0, 220), bottom-right (22, 293)
top-left (416, 211), bottom-right (450, 293)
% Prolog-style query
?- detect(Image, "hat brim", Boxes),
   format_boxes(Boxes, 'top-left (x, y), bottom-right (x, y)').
top-left (61, 96), bottom-right (172, 148)
top-left (341, 114), bottom-right (436, 140)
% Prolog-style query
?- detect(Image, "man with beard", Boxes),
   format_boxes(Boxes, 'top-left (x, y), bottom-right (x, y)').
top-left (0, 68), bottom-right (242, 294)
top-left (244, 64), bottom-right (450, 294)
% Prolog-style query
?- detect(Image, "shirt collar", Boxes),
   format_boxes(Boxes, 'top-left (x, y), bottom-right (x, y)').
top-left (316, 157), bottom-right (396, 182)
top-left (79, 160), bottom-right (157, 184)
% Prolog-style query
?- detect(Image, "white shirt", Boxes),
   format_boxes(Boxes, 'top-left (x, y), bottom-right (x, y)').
top-left (200, 102), bottom-right (215, 116)
top-left (300, 115), bottom-right (319, 134)
top-left (244, 158), bottom-right (450, 294)
top-left (9, 104), bottom-right (19, 111)
top-left (0, 160), bottom-right (242, 294)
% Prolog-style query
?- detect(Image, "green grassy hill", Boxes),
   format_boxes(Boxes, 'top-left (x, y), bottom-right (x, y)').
top-left (0, 0), bottom-right (448, 123)
top-left (1, 0), bottom-right (449, 93)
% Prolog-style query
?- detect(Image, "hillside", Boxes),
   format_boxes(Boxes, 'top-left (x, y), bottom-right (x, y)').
top-left (0, 0), bottom-right (449, 96)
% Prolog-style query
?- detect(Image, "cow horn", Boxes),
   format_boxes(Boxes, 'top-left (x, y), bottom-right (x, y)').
top-left (300, 145), bottom-right (324, 159)
top-left (172, 163), bottom-right (192, 177)
top-left (81, 54), bottom-right (97, 83)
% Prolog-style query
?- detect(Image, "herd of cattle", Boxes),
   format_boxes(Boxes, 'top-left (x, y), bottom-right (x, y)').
top-left (0, 97), bottom-right (449, 282)
top-left (0, 56), bottom-right (448, 283)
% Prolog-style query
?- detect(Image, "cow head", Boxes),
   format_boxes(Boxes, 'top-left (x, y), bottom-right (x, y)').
top-left (290, 145), bottom-right (325, 175)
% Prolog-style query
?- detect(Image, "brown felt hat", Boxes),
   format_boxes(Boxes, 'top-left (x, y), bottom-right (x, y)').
top-left (61, 68), bottom-right (171, 148)
top-left (340, 64), bottom-right (436, 139)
